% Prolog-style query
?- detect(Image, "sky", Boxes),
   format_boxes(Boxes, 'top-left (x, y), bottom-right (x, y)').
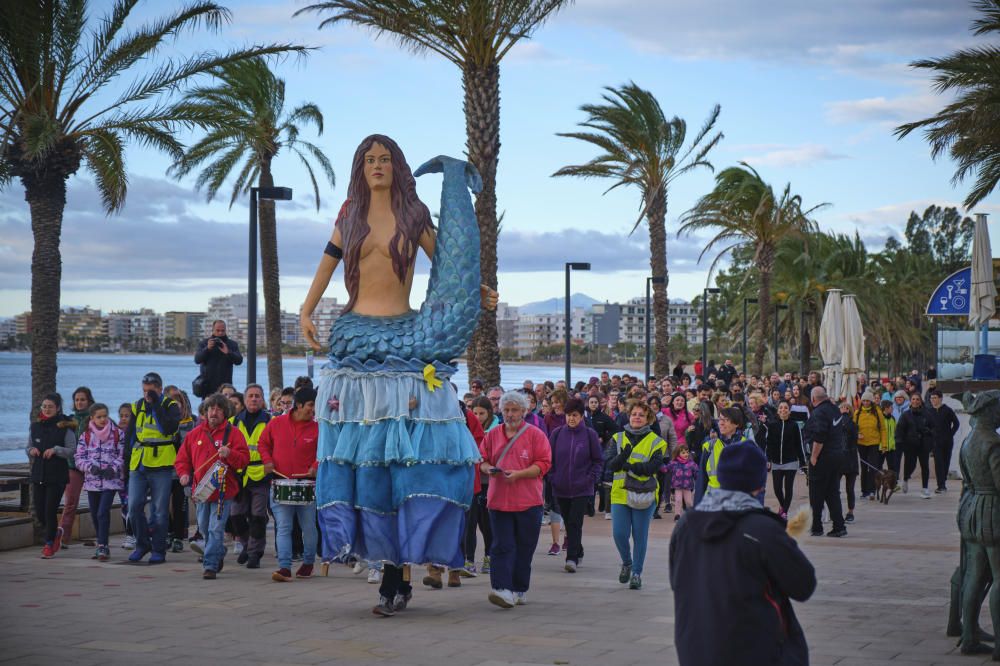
top-left (2, 0), bottom-right (998, 318)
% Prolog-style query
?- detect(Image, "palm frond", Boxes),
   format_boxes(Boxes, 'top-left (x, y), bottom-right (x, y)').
top-left (81, 128), bottom-right (127, 212)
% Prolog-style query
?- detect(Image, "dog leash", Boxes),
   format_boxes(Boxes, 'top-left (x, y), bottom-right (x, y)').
top-left (857, 456), bottom-right (887, 474)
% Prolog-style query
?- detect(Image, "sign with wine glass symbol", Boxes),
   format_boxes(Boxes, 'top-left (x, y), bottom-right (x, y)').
top-left (926, 267), bottom-right (972, 316)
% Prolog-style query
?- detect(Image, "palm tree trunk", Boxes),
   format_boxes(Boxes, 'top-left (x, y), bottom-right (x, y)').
top-left (464, 61), bottom-right (501, 387)
top-left (257, 158), bottom-right (283, 392)
top-left (754, 246), bottom-right (774, 376)
top-left (800, 326), bottom-right (812, 377)
top-left (25, 171), bottom-right (68, 416)
top-left (647, 190), bottom-right (670, 379)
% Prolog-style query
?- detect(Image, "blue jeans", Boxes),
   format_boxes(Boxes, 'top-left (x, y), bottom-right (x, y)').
top-left (611, 503), bottom-right (655, 575)
top-left (128, 467), bottom-right (173, 554)
top-left (271, 499), bottom-right (317, 569)
top-left (87, 490), bottom-right (116, 547)
top-left (196, 499), bottom-right (232, 572)
top-left (488, 505), bottom-right (543, 593)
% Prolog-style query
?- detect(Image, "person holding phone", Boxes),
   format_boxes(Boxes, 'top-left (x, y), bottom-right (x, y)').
top-left (478, 391), bottom-right (551, 609)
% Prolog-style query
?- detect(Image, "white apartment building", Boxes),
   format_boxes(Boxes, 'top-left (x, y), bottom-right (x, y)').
top-left (513, 307), bottom-right (588, 357)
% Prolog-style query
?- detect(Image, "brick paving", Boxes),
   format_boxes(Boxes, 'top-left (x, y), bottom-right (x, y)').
top-left (0, 476), bottom-right (994, 665)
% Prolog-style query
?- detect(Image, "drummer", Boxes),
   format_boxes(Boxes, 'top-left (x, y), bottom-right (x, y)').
top-left (258, 387), bottom-right (319, 582)
top-left (175, 393), bottom-right (250, 580)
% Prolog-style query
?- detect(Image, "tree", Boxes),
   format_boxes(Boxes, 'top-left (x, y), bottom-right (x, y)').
top-left (553, 82), bottom-right (722, 378)
top-left (895, 0), bottom-right (1000, 209)
top-left (680, 163), bottom-right (825, 375)
top-left (169, 57), bottom-right (334, 392)
top-left (904, 205), bottom-right (974, 273)
top-left (0, 0), bottom-right (304, 414)
top-left (295, 0), bottom-right (571, 387)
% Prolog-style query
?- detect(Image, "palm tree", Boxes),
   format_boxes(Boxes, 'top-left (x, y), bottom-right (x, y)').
top-left (0, 0), bottom-right (304, 413)
top-left (679, 163), bottom-right (825, 376)
top-left (169, 57), bottom-right (334, 392)
top-left (553, 82), bottom-right (722, 378)
top-left (894, 0), bottom-right (1000, 209)
top-left (294, 0), bottom-right (571, 387)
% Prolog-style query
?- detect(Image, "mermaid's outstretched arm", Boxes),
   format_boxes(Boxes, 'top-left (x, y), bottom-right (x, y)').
top-left (301, 226), bottom-right (343, 351)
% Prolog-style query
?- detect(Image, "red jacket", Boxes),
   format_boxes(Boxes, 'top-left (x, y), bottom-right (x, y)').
top-left (174, 420), bottom-right (249, 502)
top-left (258, 413), bottom-right (318, 478)
top-left (464, 405), bottom-right (485, 495)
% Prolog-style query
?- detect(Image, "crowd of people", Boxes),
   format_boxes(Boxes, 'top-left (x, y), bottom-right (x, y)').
top-left (26, 342), bottom-right (952, 660)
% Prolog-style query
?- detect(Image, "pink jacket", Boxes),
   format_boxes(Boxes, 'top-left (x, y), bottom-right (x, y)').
top-left (479, 423), bottom-right (551, 512)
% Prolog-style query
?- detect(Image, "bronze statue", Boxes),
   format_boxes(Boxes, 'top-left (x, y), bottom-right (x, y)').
top-left (954, 390), bottom-right (1000, 658)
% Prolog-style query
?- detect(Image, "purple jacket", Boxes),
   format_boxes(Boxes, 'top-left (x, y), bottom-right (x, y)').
top-left (548, 423), bottom-right (604, 499)
top-left (665, 457), bottom-right (699, 490)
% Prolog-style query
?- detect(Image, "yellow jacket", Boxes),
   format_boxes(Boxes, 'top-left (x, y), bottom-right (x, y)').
top-left (853, 407), bottom-right (887, 448)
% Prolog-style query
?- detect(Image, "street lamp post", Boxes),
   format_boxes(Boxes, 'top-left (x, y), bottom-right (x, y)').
top-left (247, 186), bottom-right (293, 384)
top-left (645, 276), bottom-right (666, 381)
top-left (773, 303), bottom-right (789, 373)
top-left (564, 262), bottom-right (591, 387)
top-left (702, 287), bottom-right (721, 376)
top-left (743, 297), bottom-right (758, 374)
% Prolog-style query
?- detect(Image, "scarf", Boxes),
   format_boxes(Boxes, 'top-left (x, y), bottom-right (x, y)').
top-left (623, 423), bottom-right (652, 445)
top-left (88, 419), bottom-right (113, 444)
top-left (696, 488), bottom-right (764, 512)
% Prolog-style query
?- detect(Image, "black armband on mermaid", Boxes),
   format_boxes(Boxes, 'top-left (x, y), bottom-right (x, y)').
top-left (324, 241), bottom-right (343, 259)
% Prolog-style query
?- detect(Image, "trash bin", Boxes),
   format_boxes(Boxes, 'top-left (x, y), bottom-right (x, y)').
top-left (974, 353), bottom-right (997, 380)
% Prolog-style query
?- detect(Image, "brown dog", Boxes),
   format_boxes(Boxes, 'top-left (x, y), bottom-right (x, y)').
top-left (875, 469), bottom-right (898, 504)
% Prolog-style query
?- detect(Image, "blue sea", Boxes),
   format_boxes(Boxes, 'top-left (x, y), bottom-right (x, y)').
top-left (0, 352), bottom-right (619, 463)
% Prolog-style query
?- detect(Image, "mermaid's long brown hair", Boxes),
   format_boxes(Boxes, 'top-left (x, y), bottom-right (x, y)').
top-left (337, 134), bottom-right (432, 312)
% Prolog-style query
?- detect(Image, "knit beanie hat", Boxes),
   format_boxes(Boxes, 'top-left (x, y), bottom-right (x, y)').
top-left (716, 443), bottom-right (768, 494)
top-left (861, 390), bottom-right (875, 402)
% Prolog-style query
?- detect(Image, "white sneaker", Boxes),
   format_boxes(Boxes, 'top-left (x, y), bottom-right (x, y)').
top-left (902, 480), bottom-right (908, 493)
top-left (515, 591), bottom-right (527, 605)
top-left (353, 560), bottom-right (365, 574)
top-left (541, 512), bottom-right (551, 526)
top-left (121, 535), bottom-right (136, 549)
top-left (604, 512), bottom-right (611, 520)
top-left (367, 568), bottom-right (382, 584)
top-left (488, 588), bottom-right (515, 609)
top-left (233, 541), bottom-right (244, 555)
top-left (189, 538), bottom-right (205, 555)
top-left (922, 488), bottom-right (932, 499)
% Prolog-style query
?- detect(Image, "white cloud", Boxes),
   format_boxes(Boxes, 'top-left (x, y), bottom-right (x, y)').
top-left (742, 144), bottom-right (849, 168)
top-left (825, 93), bottom-right (944, 125)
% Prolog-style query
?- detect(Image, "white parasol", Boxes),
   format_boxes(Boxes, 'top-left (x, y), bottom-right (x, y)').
top-left (840, 294), bottom-right (866, 402)
top-left (819, 289), bottom-right (844, 399)
top-left (969, 213), bottom-right (996, 354)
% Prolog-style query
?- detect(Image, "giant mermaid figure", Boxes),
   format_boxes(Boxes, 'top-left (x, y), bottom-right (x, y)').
top-left (300, 135), bottom-right (497, 615)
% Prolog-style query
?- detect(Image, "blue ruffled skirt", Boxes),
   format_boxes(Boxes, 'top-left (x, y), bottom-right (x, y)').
top-left (315, 356), bottom-right (479, 567)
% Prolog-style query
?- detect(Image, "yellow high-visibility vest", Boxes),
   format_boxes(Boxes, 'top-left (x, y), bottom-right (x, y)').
top-left (230, 412), bottom-right (269, 485)
top-left (610, 431), bottom-right (667, 506)
top-left (129, 398), bottom-right (178, 470)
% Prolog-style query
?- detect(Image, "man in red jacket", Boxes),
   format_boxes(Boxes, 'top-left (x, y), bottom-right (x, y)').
top-left (175, 393), bottom-right (249, 580)
top-left (259, 387), bottom-right (319, 582)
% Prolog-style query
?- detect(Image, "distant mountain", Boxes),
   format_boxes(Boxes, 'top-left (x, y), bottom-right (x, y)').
top-left (517, 293), bottom-right (601, 315)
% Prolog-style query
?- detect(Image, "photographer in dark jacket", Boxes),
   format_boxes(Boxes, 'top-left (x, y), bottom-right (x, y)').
top-left (927, 389), bottom-right (960, 493)
top-left (895, 392), bottom-right (935, 498)
top-left (194, 320), bottom-right (243, 397)
top-left (670, 442), bottom-right (816, 666)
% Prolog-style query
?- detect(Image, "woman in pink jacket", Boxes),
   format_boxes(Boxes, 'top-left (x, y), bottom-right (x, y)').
top-left (479, 391), bottom-right (551, 609)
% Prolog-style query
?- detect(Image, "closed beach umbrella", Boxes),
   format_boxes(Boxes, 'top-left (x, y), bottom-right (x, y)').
top-left (969, 213), bottom-right (996, 353)
top-left (819, 289), bottom-right (844, 398)
top-left (840, 294), bottom-right (866, 401)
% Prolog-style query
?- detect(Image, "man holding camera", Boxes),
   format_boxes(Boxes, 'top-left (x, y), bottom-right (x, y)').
top-left (194, 320), bottom-right (243, 398)
top-left (124, 372), bottom-right (181, 563)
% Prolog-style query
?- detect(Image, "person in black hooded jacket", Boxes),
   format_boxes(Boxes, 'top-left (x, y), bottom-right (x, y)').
top-left (670, 442), bottom-right (816, 666)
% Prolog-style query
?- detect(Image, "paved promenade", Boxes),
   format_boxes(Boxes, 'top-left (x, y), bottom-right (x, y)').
top-left (0, 477), bottom-right (992, 665)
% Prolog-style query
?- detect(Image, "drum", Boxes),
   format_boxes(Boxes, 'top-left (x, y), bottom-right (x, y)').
top-left (272, 479), bottom-right (316, 506)
top-left (192, 461), bottom-right (225, 502)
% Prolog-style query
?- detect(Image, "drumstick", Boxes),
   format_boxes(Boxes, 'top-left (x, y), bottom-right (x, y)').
top-left (194, 451), bottom-right (220, 475)
top-left (272, 470), bottom-right (290, 479)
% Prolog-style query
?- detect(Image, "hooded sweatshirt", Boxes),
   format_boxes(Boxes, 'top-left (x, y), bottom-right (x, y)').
top-left (257, 413), bottom-right (318, 478)
top-left (669, 488), bottom-right (816, 666)
top-left (548, 422), bottom-right (604, 499)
